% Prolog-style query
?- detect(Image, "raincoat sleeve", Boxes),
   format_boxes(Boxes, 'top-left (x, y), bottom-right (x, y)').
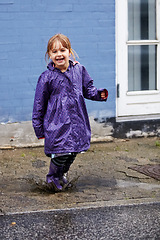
top-left (82, 66), bottom-right (108, 101)
top-left (32, 73), bottom-right (50, 139)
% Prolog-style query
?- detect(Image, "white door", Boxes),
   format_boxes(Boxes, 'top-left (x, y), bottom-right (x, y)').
top-left (116, 0), bottom-right (160, 121)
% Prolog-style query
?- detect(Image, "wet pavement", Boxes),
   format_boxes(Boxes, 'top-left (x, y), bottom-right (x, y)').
top-left (0, 137), bottom-right (160, 239)
top-left (1, 202), bottom-right (160, 240)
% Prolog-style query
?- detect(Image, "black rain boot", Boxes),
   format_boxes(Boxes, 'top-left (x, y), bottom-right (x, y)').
top-left (61, 153), bottom-right (77, 186)
top-left (62, 162), bottom-right (72, 185)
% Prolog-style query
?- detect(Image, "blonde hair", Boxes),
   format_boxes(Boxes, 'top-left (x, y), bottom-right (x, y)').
top-left (45, 33), bottom-right (78, 62)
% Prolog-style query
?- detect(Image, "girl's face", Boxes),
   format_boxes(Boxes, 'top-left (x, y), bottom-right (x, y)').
top-left (49, 40), bottom-right (71, 72)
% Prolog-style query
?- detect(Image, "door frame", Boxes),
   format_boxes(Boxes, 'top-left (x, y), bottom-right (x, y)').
top-left (116, 0), bottom-right (160, 122)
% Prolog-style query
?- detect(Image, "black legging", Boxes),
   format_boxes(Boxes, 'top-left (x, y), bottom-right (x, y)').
top-left (51, 153), bottom-right (77, 173)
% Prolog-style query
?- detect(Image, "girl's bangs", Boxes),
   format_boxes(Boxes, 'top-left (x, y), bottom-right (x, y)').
top-left (50, 36), bottom-right (70, 51)
top-left (59, 37), bottom-right (70, 49)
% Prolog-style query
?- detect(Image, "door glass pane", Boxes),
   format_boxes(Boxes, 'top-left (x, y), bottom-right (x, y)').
top-left (128, 0), bottom-right (156, 40)
top-left (128, 45), bottom-right (157, 91)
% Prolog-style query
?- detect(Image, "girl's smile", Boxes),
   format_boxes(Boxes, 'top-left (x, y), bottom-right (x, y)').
top-left (49, 40), bottom-right (70, 72)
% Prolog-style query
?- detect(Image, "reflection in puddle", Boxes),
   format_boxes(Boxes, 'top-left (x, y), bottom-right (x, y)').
top-left (117, 180), bottom-right (160, 190)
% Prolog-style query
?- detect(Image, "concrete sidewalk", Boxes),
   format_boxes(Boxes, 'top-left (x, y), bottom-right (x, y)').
top-left (0, 137), bottom-right (160, 214)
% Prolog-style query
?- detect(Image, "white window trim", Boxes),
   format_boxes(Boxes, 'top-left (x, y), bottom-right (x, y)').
top-left (127, 40), bottom-right (160, 45)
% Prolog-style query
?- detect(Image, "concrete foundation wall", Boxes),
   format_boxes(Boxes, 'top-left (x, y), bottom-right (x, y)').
top-left (0, 119), bottom-right (159, 148)
top-left (0, 119), bottom-right (113, 148)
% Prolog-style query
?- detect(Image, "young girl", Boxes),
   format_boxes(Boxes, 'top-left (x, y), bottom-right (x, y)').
top-left (32, 33), bottom-right (108, 191)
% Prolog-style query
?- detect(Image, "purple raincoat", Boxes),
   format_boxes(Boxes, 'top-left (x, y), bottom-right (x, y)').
top-left (32, 60), bottom-right (108, 156)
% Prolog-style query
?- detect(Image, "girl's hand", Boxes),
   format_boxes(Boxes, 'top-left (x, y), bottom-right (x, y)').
top-left (101, 89), bottom-right (108, 100)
